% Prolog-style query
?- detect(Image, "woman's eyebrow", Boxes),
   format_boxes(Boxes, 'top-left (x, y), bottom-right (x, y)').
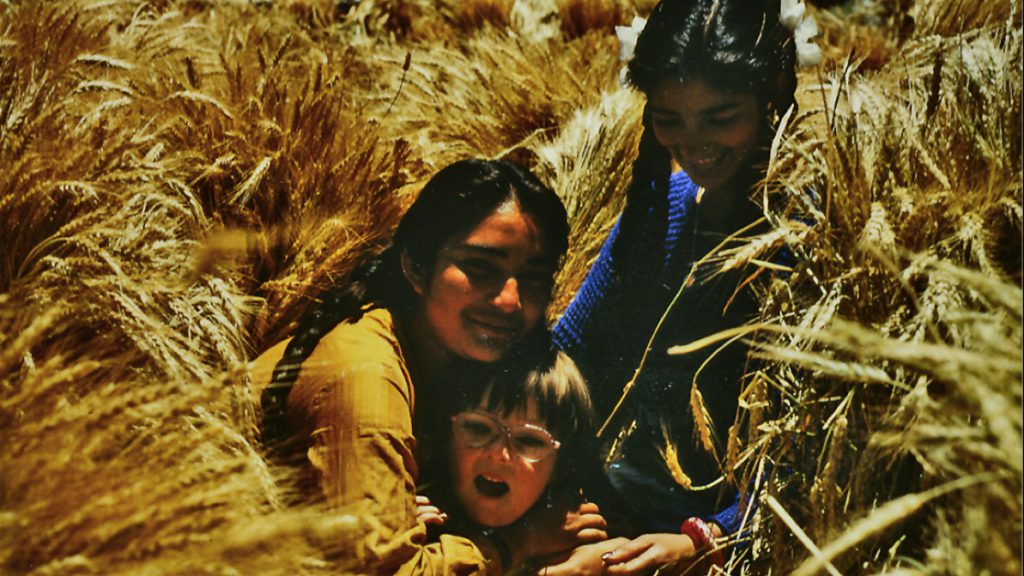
top-left (452, 244), bottom-right (507, 257)
top-left (451, 244), bottom-right (557, 268)
top-left (700, 102), bottom-right (742, 115)
top-left (649, 104), bottom-right (678, 115)
top-left (649, 101), bottom-right (742, 116)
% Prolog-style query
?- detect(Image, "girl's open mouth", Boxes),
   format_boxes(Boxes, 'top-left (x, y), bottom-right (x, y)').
top-left (474, 474), bottom-right (510, 498)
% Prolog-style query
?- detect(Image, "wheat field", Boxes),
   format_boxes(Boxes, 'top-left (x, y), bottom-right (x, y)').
top-left (0, 0), bottom-right (1020, 574)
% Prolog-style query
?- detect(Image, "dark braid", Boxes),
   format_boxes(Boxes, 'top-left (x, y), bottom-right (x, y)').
top-left (613, 106), bottom-right (674, 320)
top-left (588, 107), bottom-right (675, 435)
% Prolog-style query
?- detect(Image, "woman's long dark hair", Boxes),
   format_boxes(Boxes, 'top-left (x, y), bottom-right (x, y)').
top-left (261, 158), bottom-right (569, 449)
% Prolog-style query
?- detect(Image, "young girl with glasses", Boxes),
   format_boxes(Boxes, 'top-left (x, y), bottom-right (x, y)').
top-left (413, 345), bottom-right (609, 573)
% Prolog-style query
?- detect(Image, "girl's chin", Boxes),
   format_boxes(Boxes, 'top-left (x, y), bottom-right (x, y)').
top-left (471, 512), bottom-right (515, 528)
top-left (458, 346), bottom-right (505, 364)
top-left (467, 499), bottom-right (522, 528)
top-left (683, 163), bottom-right (732, 189)
top-left (447, 335), bottom-right (507, 363)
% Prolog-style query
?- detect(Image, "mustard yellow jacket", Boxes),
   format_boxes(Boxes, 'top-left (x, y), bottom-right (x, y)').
top-left (252, 307), bottom-right (488, 574)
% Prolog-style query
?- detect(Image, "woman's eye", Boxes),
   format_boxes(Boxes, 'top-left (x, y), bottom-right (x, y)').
top-left (707, 114), bottom-right (738, 128)
top-left (652, 114), bottom-right (680, 129)
top-left (459, 259), bottom-right (498, 280)
top-left (518, 271), bottom-right (553, 292)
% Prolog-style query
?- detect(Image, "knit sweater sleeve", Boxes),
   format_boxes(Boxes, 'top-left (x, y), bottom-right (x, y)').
top-left (706, 493), bottom-right (745, 535)
top-left (551, 213), bottom-right (625, 358)
top-left (552, 202), bottom-right (652, 413)
top-left (553, 171), bottom-right (698, 410)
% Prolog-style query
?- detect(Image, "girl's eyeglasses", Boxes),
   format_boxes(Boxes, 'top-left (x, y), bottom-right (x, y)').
top-left (451, 411), bottom-right (561, 463)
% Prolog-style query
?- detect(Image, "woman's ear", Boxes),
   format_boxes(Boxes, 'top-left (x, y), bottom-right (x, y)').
top-left (400, 252), bottom-right (427, 296)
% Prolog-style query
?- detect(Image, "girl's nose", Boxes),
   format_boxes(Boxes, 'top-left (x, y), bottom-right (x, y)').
top-left (485, 434), bottom-right (514, 462)
top-left (491, 277), bottom-right (522, 312)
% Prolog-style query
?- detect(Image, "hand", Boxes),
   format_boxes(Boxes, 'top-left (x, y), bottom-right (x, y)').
top-left (534, 538), bottom-right (631, 576)
top-left (414, 495), bottom-right (448, 527)
top-left (504, 497), bottom-right (609, 562)
top-left (602, 533), bottom-right (698, 575)
top-left (562, 500), bottom-right (611, 545)
top-left (528, 500), bottom-right (609, 557)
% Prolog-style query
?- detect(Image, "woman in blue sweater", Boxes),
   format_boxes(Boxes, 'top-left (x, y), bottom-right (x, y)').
top-left (547, 0), bottom-right (818, 573)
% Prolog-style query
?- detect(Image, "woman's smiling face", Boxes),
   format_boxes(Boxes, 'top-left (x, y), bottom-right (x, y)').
top-left (449, 399), bottom-right (558, 527)
top-left (409, 199), bottom-right (555, 363)
top-left (647, 78), bottom-right (767, 192)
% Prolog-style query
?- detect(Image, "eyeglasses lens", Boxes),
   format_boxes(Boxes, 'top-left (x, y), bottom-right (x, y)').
top-left (510, 429), bottom-right (553, 461)
top-left (452, 413), bottom-right (557, 462)
top-left (455, 414), bottom-right (500, 447)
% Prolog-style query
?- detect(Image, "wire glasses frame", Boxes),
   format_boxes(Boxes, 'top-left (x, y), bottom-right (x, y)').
top-left (451, 410), bottom-right (561, 463)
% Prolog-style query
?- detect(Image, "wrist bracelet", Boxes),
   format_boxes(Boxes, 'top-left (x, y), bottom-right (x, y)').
top-left (679, 517), bottom-right (725, 568)
top-left (480, 527), bottom-right (513, 571)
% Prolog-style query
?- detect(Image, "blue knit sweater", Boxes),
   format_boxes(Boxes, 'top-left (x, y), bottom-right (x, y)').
top-left (554, 170), bottom-right (756, 536)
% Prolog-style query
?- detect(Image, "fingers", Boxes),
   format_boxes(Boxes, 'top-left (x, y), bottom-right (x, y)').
top-left (518, 497), bottom-right (606, 558)
top-left (565, 511), bottom-right (608, 533)
top-left (603, 534), bottom-right (697, 575)
top-left (604, 552), bottom-right (660, 575)
top-left (562, 508), bottom-right (608, 546)
top-left (600, 537), bottom-right (652, 566)
top-left (530, 552), bottom-right (573, 576)
top-left (537, 539), bottom-right (629, 576)
top-left (414, 495), bottom-right (447, 526)
top-left (415, 509), bottom-right (447, 526)
top-left (575, 527), bottom-right (608, 543)
top-left (539, 563), bottom-right (572, 576)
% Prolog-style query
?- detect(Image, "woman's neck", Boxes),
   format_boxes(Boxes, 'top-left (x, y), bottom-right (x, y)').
top-left (692, 164), bottom-right (762, 236)
top-left (395, 310), bottom-right (451, 391)
top-left (695, 184), bottom-right (739, 234)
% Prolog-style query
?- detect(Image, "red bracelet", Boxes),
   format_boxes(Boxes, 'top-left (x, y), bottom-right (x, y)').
top-left (679, 517), bottom-right (725, 568)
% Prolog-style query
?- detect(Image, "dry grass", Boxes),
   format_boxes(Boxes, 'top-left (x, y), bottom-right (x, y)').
top-left (717, 3), bottom-right (1022, 574)
top-left (0, 0), bottom-right (1019, 574)
top-left (529, 86), bottom-right (644, 315)
top-left (0, 1), bottom-right (400, 573)
top-left (367, 28), bottom-right (621, 173)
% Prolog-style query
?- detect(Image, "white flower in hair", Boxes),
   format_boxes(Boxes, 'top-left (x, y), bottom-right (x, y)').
top-left (615, 16), bottom-right (647, 62)
top-left (779, 0), bottom-right (806, 31)
top-left (615, 16), bottom-right (647, 86)
top-left (793, 15), bottom-right (822, 67)
top-left (780, 0), bottom-right (821, 67)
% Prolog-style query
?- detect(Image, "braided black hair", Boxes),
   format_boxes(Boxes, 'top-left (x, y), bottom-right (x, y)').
top-left (261, 158), bottom-right (569, 450)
